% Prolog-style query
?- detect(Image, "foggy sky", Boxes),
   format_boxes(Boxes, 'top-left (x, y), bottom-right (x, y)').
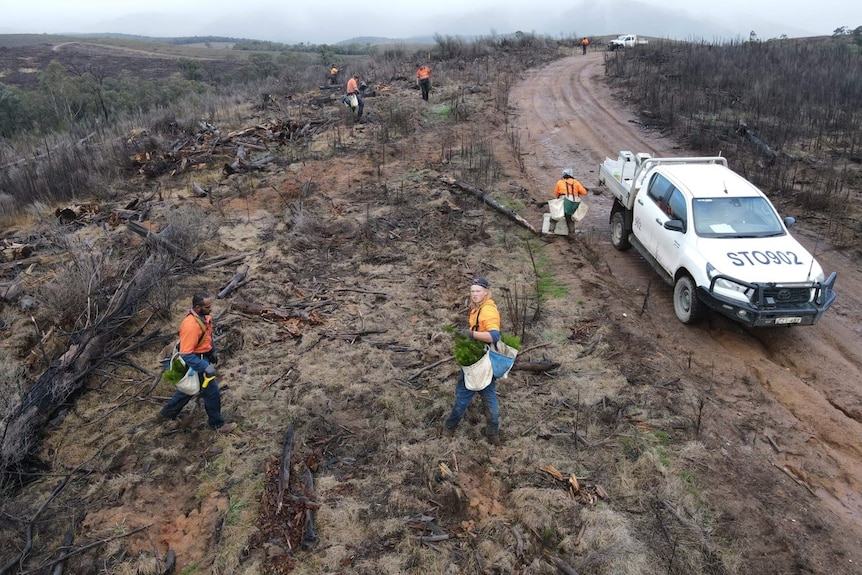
top-left (2, 0), bottom-right (860, 44)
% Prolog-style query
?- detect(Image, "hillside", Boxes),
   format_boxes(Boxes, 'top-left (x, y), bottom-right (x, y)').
top-left (1, 36), bottom-right (861, 575)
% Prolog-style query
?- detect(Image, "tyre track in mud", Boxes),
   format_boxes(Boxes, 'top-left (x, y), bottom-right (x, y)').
top-left (510, 52), bottom-right (862, 535)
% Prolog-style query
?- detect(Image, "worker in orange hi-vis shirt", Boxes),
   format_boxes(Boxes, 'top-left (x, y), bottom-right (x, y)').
top-left (345, 74), bottom-right (364, 120)
top-left (160, 292), bottom-right (237, 433)
top-left (416, 63), bottom-right (432, 101)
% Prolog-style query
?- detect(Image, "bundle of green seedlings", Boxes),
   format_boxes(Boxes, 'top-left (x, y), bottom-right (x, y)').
top-left (162, 356), bottom-right (190, 384)
top-left (451, 329), bottom-right (521, 367)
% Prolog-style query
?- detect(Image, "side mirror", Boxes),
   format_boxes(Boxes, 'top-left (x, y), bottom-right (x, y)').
top-left (784, 216), bottom-right (795, 229)
top-left (664, 219), bottom-right (685, 233)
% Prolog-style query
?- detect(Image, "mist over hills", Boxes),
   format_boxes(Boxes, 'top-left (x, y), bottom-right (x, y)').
top-left (0, 0), bottom-right (820, 46)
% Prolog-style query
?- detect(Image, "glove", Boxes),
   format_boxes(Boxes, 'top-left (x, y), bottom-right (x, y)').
top-left (209, 352), bottom-right (219, 365)
top-left (456, 329), bottom-right (473, 339)
top-left (204, 364), bottom-right (217, 376)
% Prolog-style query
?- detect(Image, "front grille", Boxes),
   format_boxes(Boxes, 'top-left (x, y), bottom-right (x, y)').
top-left (757, 286), bottom-right (811, 305)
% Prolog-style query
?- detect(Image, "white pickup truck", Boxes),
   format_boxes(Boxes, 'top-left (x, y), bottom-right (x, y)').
top-left (598, 151), bottom-right (837, 327)
top-left (607, 34), bottom-right (648, 50)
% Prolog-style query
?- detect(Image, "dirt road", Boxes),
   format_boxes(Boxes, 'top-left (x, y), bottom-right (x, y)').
top-left (511, 52), bottom-right (862, 543)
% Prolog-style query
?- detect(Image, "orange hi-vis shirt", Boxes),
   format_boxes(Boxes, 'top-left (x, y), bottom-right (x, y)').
top-left (417, 66), bottom-right (431, 80)
top-left (178, 311), bottom-right (213, 354)
top-left (346, 77), bottom-right (359, 94)
top-left (554, 178), bottom-right (587, 198)
top-left (469, 299), bottom-right (501, 333)
top-left (331, 67), bottom-right (338, 75)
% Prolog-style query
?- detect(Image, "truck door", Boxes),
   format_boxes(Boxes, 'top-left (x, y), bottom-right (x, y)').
top-left (655, 187), bottom-right (688, 272)
top-left (637, 173), bottom-right (674, 262)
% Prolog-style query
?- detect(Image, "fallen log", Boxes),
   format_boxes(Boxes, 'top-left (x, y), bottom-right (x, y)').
top-left (0, 274), bottom-right (26, 302)
top-left (0, 254), bottom-right (168, 488)
top-left (543, 550), bottom-right (580, 575)
top-left (277, 424), bottom-right (294, 514)
top-left (230, 299), bottom-right (324, 324)
top-left (126, 221), bottom-right (195, 264)
top-left (217, 264), bottom-right (249, 299)
top-left (0, 254), bottom-right (60, 271)
top-left (737, 120), bottom-right (776, 165)
top-left (441, 176), bottom-right (539, 235)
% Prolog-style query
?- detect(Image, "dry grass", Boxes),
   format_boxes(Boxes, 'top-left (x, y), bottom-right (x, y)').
top-left (4, 32), bottom-right (852, 575)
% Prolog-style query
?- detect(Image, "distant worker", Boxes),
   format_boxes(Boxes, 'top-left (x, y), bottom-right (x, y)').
top-left (581, 37), bottom-right (590, 55)
top-left (345, 74), bottom-right (364, 120)
top-left (416, 63), bottom-right (432, 101)
top-left (553, 168), bottom-right (588, 235)
top-left (329, 64), bottom-right (339, 85)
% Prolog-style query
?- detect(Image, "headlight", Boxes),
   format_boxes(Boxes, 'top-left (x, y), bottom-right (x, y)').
top-left (707, 263), bottom-right (752, 298)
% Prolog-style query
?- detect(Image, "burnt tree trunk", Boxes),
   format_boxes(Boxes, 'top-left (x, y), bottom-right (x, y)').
top-left (0, 254), bottom-right (167, 488)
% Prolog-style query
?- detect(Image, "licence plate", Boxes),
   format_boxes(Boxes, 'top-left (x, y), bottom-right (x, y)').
top-left (775, 317), bottom-right (802, 325)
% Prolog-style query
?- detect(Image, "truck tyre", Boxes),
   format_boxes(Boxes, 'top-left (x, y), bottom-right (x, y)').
top-left (673, 275), bottom-right (704, 324)
top-left (610, 211), bottom-right (632, 251)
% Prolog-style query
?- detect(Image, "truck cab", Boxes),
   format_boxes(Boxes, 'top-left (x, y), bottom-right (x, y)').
top-left (599, 153), bottom-right (837, 327)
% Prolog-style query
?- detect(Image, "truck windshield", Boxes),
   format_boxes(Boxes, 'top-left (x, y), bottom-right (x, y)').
top-left (692, 197), bottom-right (785, 238)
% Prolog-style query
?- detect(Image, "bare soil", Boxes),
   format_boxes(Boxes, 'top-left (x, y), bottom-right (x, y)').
top-left (511, 53), bottom-right (862, 569)
top-left (3, 49), bottom-right (862, 575)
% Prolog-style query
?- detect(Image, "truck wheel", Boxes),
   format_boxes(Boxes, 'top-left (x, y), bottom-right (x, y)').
top-left (610, 211), bottom-right (631, 251)
top-left (673, 275), bottom-right (704, 324)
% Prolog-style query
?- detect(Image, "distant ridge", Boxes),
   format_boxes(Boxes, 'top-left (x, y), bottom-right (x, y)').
top-left (336, 35), bottom-right (437, 46)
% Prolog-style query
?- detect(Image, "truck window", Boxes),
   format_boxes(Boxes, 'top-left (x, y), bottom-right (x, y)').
top-left (647, 173), bottom-right (674, 211)
top-left (667, 188), bottom-right (687, 228)
top-left (693, 197), bottom-right (785, 238)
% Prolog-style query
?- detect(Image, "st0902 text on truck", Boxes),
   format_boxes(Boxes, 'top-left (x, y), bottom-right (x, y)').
top-left (598, 151), bottom-right (837, 327)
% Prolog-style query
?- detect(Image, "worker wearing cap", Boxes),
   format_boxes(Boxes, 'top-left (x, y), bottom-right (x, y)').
top-left (554, 168), bottom-right (588, 234)
top-left (329, 64), bottom-right (339, 85)
top-left (443, 277), bottom-right (502, 445)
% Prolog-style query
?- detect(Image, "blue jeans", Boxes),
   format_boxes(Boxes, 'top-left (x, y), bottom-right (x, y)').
top-left (444, 371), bottom-right (499, 434)
top-left (161, 373), bottom-right (225, 429)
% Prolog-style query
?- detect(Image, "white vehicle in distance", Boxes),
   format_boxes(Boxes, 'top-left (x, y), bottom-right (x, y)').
top-left (607, 34), bottom-right (649, 50)
top-left (598, 151), bottom-right (837, 327)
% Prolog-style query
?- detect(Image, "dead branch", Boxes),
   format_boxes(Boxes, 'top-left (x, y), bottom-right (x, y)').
top-left (301, 464), bottom-right (318, 549)
top-left (333, 288), bottom-right (389, 296)
top-left (576, 334), bottom-right (602, 358)
top-left (231, 299), bottom-right (325, 324)
top-left (407, 356), bottom-right (457, 381)
top-left (24, 524), bottom-right (153, 574)
top-left (196, 252), bottom-right (254, 270)
top-left (323, 329), bottom-right (387, 340)
top-left (511, 360), bottom-right (560, 372)
top-left (772, 463), bottom-right (817, 495)
top-left (0, 254), bottom-right (61, 271)
top-left (543, 550), bottom-right (580, 575)
top-left (441, 176), bottom-right (539, 235)
top-left (277, 424), bottom-right (295, 513)
top-left (262, 366), bottom-right (294, 390)
top-left (417, 534), bottom-right (449, 543)
top-left (0, 478), bottom-right (68, 575)
top-left (50, 511), bottom-right (83, 575)
top-left (126, 221), bottom-right (194, 264)
top-left (0, 254), bottom-right (168, 487)
top-left (0, 274), bottom-right (27, 302)
top-left (217, 264), bottom-right (249, 299)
